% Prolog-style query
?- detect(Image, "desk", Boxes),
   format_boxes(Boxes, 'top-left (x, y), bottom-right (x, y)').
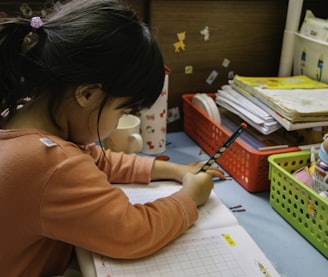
top-left (77, 131), bottom-right (327, 276)
top-left (161, 132), bottom-right (327, 277)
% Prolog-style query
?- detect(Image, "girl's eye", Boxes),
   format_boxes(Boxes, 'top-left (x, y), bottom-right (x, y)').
top-left (120, 108), bottom-right (141, 117)
top-left (121, 110), bottom-right (132, 116)
top-left (130, 107), bottom-right (141, 117)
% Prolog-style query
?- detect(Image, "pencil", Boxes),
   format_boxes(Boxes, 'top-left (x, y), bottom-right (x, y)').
top-left (258, 144), bottom-right (289, 151)
top-left (197, 123), bottom-right (247, 173)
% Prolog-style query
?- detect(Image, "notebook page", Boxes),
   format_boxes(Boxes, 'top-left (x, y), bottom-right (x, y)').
top-left (114, 181), bottom-right (238, 231)
top-left (93, 225), bottom-right (280, 277)
top-left (77, 181), bottom-right (239, 277)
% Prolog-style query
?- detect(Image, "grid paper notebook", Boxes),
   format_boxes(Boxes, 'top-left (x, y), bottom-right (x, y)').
top-left (92, 181), bottom-right (280, 277)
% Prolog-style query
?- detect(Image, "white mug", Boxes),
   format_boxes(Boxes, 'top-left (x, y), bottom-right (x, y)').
top-left (103, 114), bottom-right (143, 154)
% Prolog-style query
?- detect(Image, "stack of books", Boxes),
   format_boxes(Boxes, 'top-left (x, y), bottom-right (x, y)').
top-left (216, 85), bottom-right (281, 134)
top-left (216, 75), bottom-right (328, 131)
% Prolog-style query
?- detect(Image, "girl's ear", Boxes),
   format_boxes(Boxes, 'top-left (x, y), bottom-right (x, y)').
top-left (74, 84), bottom-right (103, 107)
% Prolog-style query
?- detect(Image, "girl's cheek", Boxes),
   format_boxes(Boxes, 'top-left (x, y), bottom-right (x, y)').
top-left (102, 113), bottom-right (120, 135)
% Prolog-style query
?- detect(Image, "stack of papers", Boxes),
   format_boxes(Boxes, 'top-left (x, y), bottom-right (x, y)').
top-left (216, 85), bottom-right (281, 135)
top-left (224, 75), bottom-right (328, 131)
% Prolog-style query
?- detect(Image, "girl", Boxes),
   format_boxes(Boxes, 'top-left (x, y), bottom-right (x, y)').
top-left (0, 0), bottom-right (224, 276)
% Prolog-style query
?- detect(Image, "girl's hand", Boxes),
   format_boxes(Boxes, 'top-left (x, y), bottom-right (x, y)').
top-left (180, 172), bottom-right (214, 206)
top-left (151, 160), bottom-right (226, 183)
top-left (185, 161), bottom-right (226, 180)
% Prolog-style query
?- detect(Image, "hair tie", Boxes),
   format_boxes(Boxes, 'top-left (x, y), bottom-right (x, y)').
top-left (22, 17), bottom-right (43, 54)
top-left (30, 16), bottom-right (43, 29)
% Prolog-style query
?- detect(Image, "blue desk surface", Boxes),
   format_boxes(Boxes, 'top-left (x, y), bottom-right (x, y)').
top-left (146, 132), bottom-right (327, 277)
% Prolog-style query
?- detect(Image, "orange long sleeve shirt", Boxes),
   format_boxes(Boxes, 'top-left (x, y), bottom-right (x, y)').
top-left (0, 129), bottom-right (198, 276)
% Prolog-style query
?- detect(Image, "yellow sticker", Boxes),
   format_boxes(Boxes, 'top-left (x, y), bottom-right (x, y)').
top-left (173, 32), bottom-right (186, 53)
top-left (222, 233), bottom-right (236, 246)
top-left (257, 261), bottom-right (272, 277)
top-left (185, 66), bottom-right (193, 74)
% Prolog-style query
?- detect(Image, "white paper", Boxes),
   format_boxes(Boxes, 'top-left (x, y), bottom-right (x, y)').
top-left (113, 181), bottom-right (238, 231)
top-left (91, 182), bottom-right (280, 277)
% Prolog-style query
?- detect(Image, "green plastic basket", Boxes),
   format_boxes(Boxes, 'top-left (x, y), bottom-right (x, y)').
top-left (268, 151), bottom-right (328, 258)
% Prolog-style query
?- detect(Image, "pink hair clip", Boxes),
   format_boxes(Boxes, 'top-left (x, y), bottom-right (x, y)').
top-left (30, 16), bottom-right (43, 29)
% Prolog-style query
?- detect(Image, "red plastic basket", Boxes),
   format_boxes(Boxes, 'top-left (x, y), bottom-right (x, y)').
top-left (182, 93), bottom-right (300, 192)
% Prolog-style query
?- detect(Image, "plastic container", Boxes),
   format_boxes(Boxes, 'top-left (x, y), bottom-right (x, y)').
top-left (268, 151), bottom-right (328, 258)
top-left (313, 163), bottom-right (328, 193)
top-left (313, 141), bottom-right (328, 193)
top-left (182, 93), bottom-right (299, 192)
top-left (293, 32), bottom-right (328, 84)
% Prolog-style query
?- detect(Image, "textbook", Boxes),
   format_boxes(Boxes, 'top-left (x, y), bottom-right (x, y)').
top-left (233, 75), bottom-right (328, 90)
top-left (229, 83), bottom-right (328, 131)
top-left (232, 75), bottom-right (328, 123)
top-left (230, 76), bottom-right (328, 131)
top-left (87, 181), bottom-right (281, 277)
top-left (216, 85), bottom-right (281, 135)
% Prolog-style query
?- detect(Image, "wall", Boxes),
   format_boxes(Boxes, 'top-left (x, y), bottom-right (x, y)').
top-left (150, 0), bottom-right (289, 130)
top-left (149, 0), bottom-right (328, 131)
top-left (1, 0), bottom-right (327, 131)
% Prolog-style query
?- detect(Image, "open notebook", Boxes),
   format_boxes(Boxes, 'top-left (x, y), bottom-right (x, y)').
top-left (76, 181), bottom-right (280, 277)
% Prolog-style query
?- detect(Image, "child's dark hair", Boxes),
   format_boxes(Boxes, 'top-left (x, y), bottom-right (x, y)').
top-left (0, 0), bottom-right (164, 131)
